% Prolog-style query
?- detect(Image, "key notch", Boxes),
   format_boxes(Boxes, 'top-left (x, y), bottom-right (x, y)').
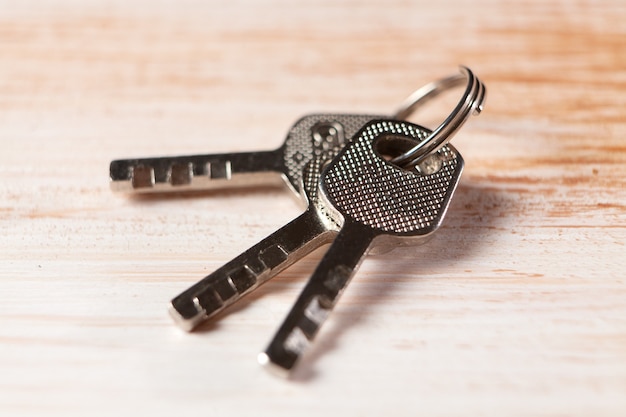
top-left (131, 165), bottom-right (155, 189)
top-left (207, 160), bottom-right (232, 180)
top-left (168, 162), bottom-right (193, 186)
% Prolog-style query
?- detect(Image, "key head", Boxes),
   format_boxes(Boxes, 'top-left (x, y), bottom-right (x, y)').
top-left (280, 114), bottom-right (386, 195)
top-left (321, 119), bottom-right (464, 242)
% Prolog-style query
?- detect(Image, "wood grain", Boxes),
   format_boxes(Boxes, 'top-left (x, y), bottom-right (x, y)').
top-left (1, 1), bottom-right (625, 416)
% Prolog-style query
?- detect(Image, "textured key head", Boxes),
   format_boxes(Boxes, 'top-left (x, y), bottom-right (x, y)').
top-left (321, 119), bottom-right (464, 238)
top-left (282, 114), bottom-right (386, 193)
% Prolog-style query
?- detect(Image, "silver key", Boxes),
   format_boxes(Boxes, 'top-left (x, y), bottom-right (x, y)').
top-left (168, 152), bottom-right (340, 330)
top-left (169, 122), bottom-right (434, 331)
top-left (170, 149), bottom-right (339, 331)
top-left (258, 119), bottom-right (464, 373)
top-left (109, 114), bottom-right (384, 196)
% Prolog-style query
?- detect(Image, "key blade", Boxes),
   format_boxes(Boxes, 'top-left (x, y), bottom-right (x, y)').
top-left (169, 208), bottom-right (336, 331)
top-left (109, 150), bottom-right (285, 193)
top-left (260, 222), bottom-right (375, 371)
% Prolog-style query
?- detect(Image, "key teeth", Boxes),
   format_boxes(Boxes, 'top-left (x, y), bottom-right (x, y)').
top-left (208, 160), bottom-right (232, 180)
top-left (169, 162), bottom-right (194, 185)
top-left (109, 158), bottom-right (240, 193)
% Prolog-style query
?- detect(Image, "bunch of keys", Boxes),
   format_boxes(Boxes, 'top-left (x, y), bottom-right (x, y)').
top-left (110, 66), bottom-right (486, 375)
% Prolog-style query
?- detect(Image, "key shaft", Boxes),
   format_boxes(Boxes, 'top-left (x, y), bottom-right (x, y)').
top-left (259, 222), bottom-right (374, 372)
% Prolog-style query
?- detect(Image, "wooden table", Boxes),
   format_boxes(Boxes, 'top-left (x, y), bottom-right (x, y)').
top-left (1, 1), bottom-right (624, 416)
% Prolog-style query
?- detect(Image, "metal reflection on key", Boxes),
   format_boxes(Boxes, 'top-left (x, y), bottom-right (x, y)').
top-left (169, 122), bottom-right (433, 331)
top-left (109, 114), bottom-right (384, 197)
top-left (259, 119), bottom-right (464, 374)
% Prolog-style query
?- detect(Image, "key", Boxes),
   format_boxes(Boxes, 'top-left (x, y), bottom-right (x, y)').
top-left (169, 122), bottom-right (434, 331)
top-left (258, 119), bottom-right (464, 373)
top-left (168, 152), bottom-right (338, 330)
top-left (109, 114), bottom-right (385, 196)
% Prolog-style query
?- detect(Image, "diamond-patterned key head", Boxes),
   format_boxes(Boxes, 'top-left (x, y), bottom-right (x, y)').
top-left (321, 119), bottom-right (464, 242)
top-left (281, 114), bottom-right (385, 194)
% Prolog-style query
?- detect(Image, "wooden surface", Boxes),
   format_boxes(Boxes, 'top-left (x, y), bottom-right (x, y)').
top-left (1, 1), bottom-right (625, 416)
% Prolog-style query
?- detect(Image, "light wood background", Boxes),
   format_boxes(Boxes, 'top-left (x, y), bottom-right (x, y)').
top-left (1, 1), bottom-right (625, 416)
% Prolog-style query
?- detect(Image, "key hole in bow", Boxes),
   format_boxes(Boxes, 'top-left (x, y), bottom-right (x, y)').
top-left (374, 134), bottom-right (446, 175)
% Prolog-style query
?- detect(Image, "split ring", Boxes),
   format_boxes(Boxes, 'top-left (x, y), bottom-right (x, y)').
top-left (391, 66), bottom-right (486, 169)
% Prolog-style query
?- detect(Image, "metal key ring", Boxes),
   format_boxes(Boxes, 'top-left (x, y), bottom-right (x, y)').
top-left (390, 66), bottom-right (486, 169)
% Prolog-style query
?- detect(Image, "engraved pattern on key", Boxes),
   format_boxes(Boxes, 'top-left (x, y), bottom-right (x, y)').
top-left (168, 146), bottom-right (361, 331)
top-left (110, 114), bottom-right (384, 196)
top-left (283, 117), bottom-right (377, 185)
top-left (260, 119), bottom-right (464, 373)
